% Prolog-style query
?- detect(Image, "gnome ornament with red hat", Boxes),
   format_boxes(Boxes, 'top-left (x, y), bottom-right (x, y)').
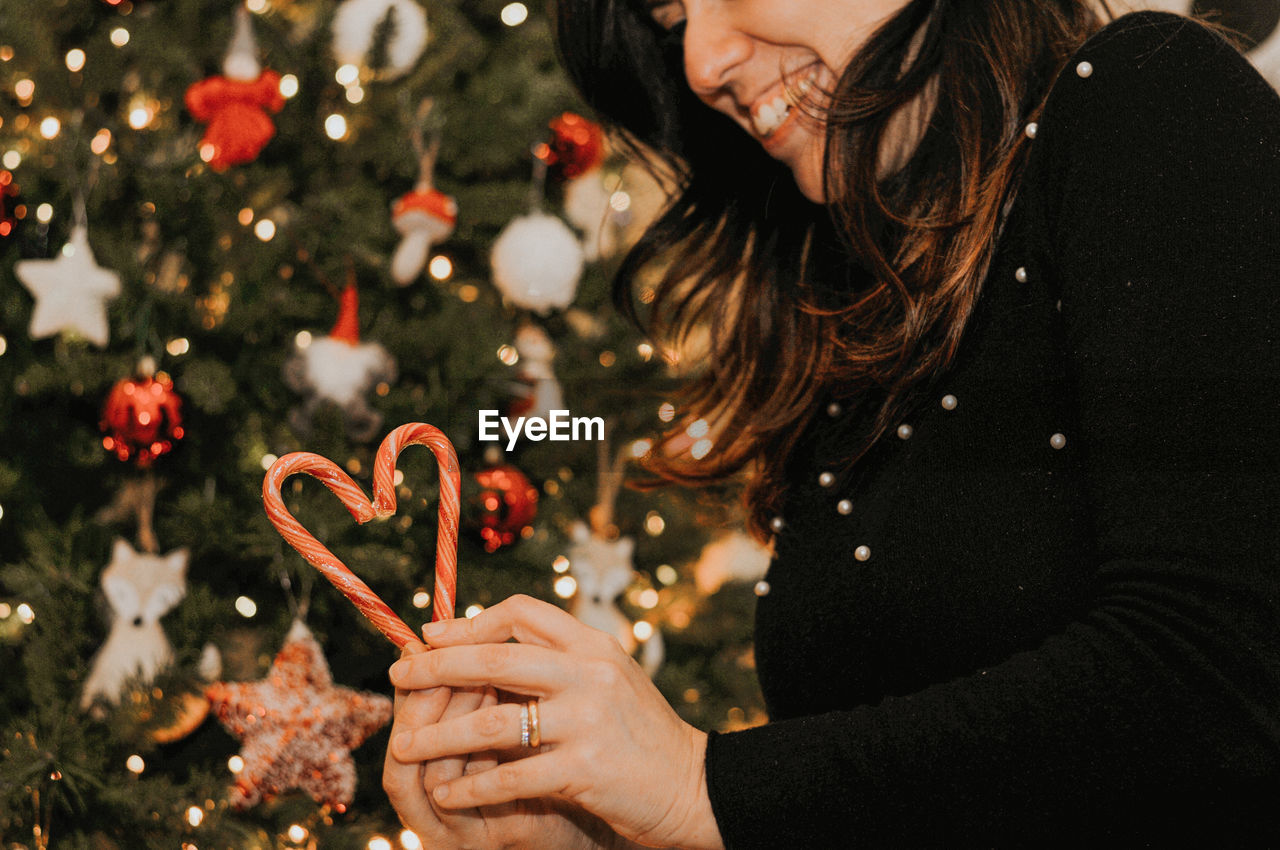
top-left (390, 101), bottom-right (457, 285)
top-left (185, 6), bottom-right (286, 171)
top-left (283, 282), bottom-right (396, 441)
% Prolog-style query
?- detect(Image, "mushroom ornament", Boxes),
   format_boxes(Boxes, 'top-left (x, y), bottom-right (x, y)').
top-left (390, 185), bottom-right (456, 285)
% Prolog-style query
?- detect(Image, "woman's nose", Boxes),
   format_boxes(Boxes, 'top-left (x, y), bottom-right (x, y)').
top-left (682, 8), bottom-right (752, 97)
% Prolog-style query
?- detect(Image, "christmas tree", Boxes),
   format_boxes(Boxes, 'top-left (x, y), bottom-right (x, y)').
top-left (0, 0), bottom-right (768, 846)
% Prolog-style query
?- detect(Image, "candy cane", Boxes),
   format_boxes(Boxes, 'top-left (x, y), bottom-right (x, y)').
top-left (262, 423), bottom-right (460, 648)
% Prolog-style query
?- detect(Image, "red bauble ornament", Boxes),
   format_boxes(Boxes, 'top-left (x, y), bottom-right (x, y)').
top-left (470, 464), bottom-right (539, 552)
top-left (100, 372), bottom-right (185, 467)
top-left (185, 71), bottom-right (285, 170)
top-left (542, 112), bottom-right (605, 181)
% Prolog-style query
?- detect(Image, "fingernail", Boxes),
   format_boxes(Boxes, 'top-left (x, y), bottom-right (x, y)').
top-left (434, 784), bottom-right (450, 801)
top-left (393, 731), bottom-right (412, 754)
top-left (422, 622), bottom-right (446, 639)
top-left (388, 660), bottom-right (407, 681)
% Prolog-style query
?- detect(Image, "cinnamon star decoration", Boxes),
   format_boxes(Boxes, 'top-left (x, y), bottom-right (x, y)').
top-left (205, 620), bottom-right (392, 810)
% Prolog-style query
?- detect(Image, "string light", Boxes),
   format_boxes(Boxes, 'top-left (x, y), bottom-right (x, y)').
top-left (428, 255), bottom-right (453, 280)
top-left (633, 621), bottom-right (654, 641)
top-left (412, 590), bottom-right (431, 609)
top-left (335, 64), bottom-right (359, 86)
top-left (16, 602), bottom-right (33, 623)
top-left (166, 337), bottom-right (190, 356)
top-left (186, 806), bottom-right (204, 827)
top-left (287, 825), bottom-right (308, 843)
top-left (552, 555), bottom-right (570, 574)
top-left (246, 0), bottom-right (269, 12)
top-left (457, 284), bottom-right (479, 302)
top-left (234, 596), bottom-right (257, 617)
top-left (500, 3), bottom-right (528, 25)
top-left (260, 454), bottom-right (278, 471)
top-left (0, 603), bottom-right (9, 617)
top-left (598, 351), bottom-right (616, 367)
top-left (644, 511), bottom-right (665, 536)
top-left (65, 49), bottom-right (86, 72)
top-left (110, 28), bottom-right (130, 47)
top-left (228, 755), bottom-right (245, 774)
top-left (279, 74), bottom-right (299, 98)
top-left (690, 438), bottom-right (713, 459)
top-left (90, 128), bottom-right (112, 154)
top-left (2, 151), bottom-right (19, 169)
top-left (35, 203), bottom-right (53, 223)
top-left (368, 838), bottom-right (392, 850)
top-left (128, 101), bottom-right (153, 130)
top-left (400, 830), bottom-right (423, 850)
top-left (637, 342), bottom-right (654, 360)
top-left (609, 191), bottom-right (632, 212)
top-left (126, 754), bottom-right (145, 774)
top-left (254, 219), bottom-right (276, 241)
top-left (630, 439), bottom-right (652, 458)
top-left (465, 604), bottom-right (484, 618)
top-left (345, 86), bottom-right (364, 105)
top-left (0, 334), bottom-right (6, 355)
top-left (39, 117), bottom-right (60, 139)
top-left (553, 575), bottom-right (577, 599)
top-left (0, 46), bottom-right (12, 61)
top-left (324, 114), bottom-right (348, 140)
top-left (656, 564), bottom-right (678, 585)
top-left (295, 330), bottom-right (312, 349)
top-left (14, 79), bottom-right (34, 102)
top-left (658, 402), bottom-right (675, 422)
top-left (237, 207), bottom-right (254, 226)
top-left (497, 345), bottom-right (519, 366)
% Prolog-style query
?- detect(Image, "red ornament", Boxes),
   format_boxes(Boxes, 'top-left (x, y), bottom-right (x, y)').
top-left (470, 464), bottom-right (539, 552)
top-left (100, 372), bottom-right (185, 467)
top-left (542, 112), bottom-right (605, 181)
top-left (185, 71), bottom-right (285, 170)
top-left (0, 170), bottom-right (19, 238)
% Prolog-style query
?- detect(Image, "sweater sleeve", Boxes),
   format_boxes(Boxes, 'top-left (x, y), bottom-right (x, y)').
top-left (704, 14), bottom-right (1280, 847)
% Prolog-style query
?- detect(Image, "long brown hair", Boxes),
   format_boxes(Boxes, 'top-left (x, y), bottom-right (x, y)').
top-left (556, 0), bottom-right (1109, 538)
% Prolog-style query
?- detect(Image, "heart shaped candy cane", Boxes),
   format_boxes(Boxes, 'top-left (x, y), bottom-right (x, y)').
top-left (262, 423), bottom-right (460, 649)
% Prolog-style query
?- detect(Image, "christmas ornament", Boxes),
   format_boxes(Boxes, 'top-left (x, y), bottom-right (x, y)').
top-left (693, 531), bottom-right (773, 595)
top-left (150, 691), bottom-right (212, 744)
top-left (564, 168), bottom-right (618, 262)
top-left (81, 539), bottom-right (189, 709)
top-left (185, 7), bottom-right (285, 170)
top-left (262, 422), bottom-right (461, 646)
top-left (332, 0), bottom-right (428, 80)
top-left (0, 169), bottom-right (18, 238)
top-left (507, 323), bottom-right (564, 421)
top-left (567, 521), bottom-right (663, 676)
top-left (100, 365), bottom-right (185, 467)
top-left (544, 113), bottom-right (605, 182)
top-left (490, 212), bottom-right (584, 314)
top-left (391, 187), bottom-right (456, 284)
top-left (15, 223), bottom-right (121, 347)
top-left (282, 283), bottom-right (397, 442)
top-left (469, 463), bottom-right (538, 552)
top-left (205, 620), bottom-right (392, 810)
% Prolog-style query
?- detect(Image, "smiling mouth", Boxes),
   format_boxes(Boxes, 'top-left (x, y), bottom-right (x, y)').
top-left (749, 66), bottom-right (821, 139)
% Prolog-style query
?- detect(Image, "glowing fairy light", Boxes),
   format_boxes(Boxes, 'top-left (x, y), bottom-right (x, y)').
top-left (412, 590), bottom-right (431, 609)
top-left (246, 0), bottom-right (269, 12)
top-left (658, 402), bottom-right (675, 422)
top-left (166, 337), bottom-right (190, 356)
top-left (465, 605), bottom-right (484, 619)
top-left (552, 555), bottom-right (570, 574)
top-left (237, 207), bottom-right (254, 226)
top-left (65, 49), bottom-right (86, 72)
top-left (345, 85), bottom-right (364, 104)
top-left (254, 219), bottom-right (276, 241)
top-left (186, 806), bottom-right (204, 826)
top-left (234, 596), bottom-right (257, 617)
top-left (630, 439), bottom-right (652, 458)
top-left (295, 330), bottom-right (312, 349)
top-left (500, 3), bottom-right (528, 25)
top-left (36, 203), bottom-right (53, 223)
top-left (690, 438), bottom-right (713, 459)
top-left (14, 79), bottom-right (34, 101)
top-left (260, 454), bottom-right (277, 470)
top-left (279, 74), bottom-right (299, 98)
top-left (637, 341), bottom-right (654, 360)
top-left (553, 575), bottom-right (578, 598)
top-left (2, 151), bottom-right (19, 169)
top-left (686, 419), bottom-right (709, 438)
top-left (609, 191), bottom-right (632, 212)
top-left (497, 345), bottom-right (519, 366)
top-left (644, 512), bottom-right (665, 536)
top-left (428, 255), bottom-right (453, 280)
top-left (228, 755), bottom-right (245, 774)
top-left (39, 117), bottom-right (61, 139)
top-left (633, 621), bottom-right (654, 641)
top-left (16, 602), bottom-right (34, 623)
top-left (324, 114), bottom-right (348, 140)
top-left (368, 838), bottom-right (392, 850)
top-left (110, 28), bottom-right (130, 47)
top-left (287, 825), bottom-right (308, 843)
top-left (335, 64), bottom-right (359, 86)
top-left (90, 128), bottom-right (112, 154)
top-left (656, 564), bottom-right (678, 585)
top-left (126, 755), bottom-right (145, 774)
top-left (128, 106), bottom-right (152, 130)
top-left (400, 830), bottom-right (423, 850)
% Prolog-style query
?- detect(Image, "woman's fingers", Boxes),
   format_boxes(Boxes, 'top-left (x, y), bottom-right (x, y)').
top-left (432, 751), bottom-right (570, 810)
top-left (393, 696), bottom-right (554, 762)
top-left (421, 594), bottom-right (603, 653)
top-left (390, 641), bottom-right (579, 695)
top-left (421, 686), bottom-right (487, 793)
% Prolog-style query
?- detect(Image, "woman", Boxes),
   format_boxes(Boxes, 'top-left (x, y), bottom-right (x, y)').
top-left (384, 0), bottom-right (1280, 845)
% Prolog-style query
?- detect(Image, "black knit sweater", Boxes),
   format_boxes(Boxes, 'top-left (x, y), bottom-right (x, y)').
top-left (704, 13), bottom-right (1280, 847)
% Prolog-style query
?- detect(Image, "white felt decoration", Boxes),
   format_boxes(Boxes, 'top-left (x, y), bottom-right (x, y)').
top-left (512, 324), bottom-right (564, 421)
top-left (491, 212), bottom-right (584, 314)
top-left (81, 539), bottom-right (189, 709)
top-left (568, 521), bottom-right (663, 676)
top-left (564, 171), bottom-right (618, 262)
top-left (16, 224), bottom-right (121, 348)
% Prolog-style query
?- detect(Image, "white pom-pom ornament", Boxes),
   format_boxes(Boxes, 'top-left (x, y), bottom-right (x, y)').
top-left (332, 0), bottom-right (428, 80)
top-left (564, 171), bottom-right (617, 262)
top-left (491, 212), bottom-right (584, 314)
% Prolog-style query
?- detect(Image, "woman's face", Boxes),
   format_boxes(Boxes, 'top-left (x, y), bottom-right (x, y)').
top-left (645, 0), bottom-right (911, 202)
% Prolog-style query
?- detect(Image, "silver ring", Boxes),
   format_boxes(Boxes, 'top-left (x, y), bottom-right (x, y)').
top-left (519, 701), bottom-right (530, 748)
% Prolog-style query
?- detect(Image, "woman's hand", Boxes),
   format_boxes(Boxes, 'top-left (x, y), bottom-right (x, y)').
top-left (383, 644), bottom-right (623, 850)
top-left (387, 595), bottom-right (725, 850)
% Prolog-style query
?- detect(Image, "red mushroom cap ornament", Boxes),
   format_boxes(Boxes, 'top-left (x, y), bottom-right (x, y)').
top-left (390, 187), bottom-right (457, 285)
